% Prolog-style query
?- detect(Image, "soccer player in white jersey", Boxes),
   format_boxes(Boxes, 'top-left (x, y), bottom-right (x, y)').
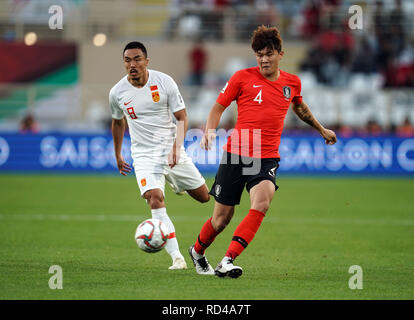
top-left (109, 42), bottom-right (210, 270)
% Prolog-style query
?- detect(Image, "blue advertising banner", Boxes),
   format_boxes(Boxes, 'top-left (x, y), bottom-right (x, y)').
top-left (0, 132), bottom-right (413, 175)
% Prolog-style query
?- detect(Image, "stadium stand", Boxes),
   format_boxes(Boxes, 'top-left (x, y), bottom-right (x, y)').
top-left (0, 0), bottom-right (413, 135)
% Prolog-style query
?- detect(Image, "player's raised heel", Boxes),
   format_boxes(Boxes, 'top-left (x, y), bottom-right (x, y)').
top-left (215, 257), bottom-right (243, 278)
top-left (188, 245), bottom-right (215, 275)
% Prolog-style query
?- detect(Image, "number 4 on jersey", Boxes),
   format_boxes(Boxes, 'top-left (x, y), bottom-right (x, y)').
top-left (254, 89), bottom-right (263, 104)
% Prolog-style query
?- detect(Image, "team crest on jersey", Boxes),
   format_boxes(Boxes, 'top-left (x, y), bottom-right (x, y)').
top-left (152, 92), bottom-right (160, 102)
top-left (150, 85), bottom-right (160, 102)
top-left (141, 178), bottom-right (147, 187)
top-left (283, 86), bottom-right (291, 99)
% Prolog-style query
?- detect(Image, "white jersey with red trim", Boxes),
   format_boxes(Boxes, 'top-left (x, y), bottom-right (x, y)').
top-left (109, 69), bottom-right (186, 166)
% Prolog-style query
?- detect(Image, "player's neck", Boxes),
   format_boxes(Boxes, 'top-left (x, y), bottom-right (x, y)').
top-left (262, 68), bottom-right (280, 82)
top-left (128, 71), bottom-right (149, 88)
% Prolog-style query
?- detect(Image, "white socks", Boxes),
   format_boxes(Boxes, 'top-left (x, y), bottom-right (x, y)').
top-left (151, 207), bottom-right (183, 261)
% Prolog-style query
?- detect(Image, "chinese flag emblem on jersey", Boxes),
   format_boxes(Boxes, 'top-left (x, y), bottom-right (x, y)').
top-left (150, 85), bottom-right (160, 102)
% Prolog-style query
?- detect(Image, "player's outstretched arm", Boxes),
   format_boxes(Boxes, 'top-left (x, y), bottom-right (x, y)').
top-left (200, 103), bottom-right (226, 150)
top-left (112, 117), bottom-right (131, 175)
top-left (291, 101), bottom-right (337, 145)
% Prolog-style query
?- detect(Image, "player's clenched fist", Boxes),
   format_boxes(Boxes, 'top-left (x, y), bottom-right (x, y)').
top-left (200, 130), bottom-right (217, 150)
top-left (320, 128), bottom-right (337, 145)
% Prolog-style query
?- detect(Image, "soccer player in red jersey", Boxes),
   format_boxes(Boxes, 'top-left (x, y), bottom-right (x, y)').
top-left (188, 25), bottom-right (337, 277)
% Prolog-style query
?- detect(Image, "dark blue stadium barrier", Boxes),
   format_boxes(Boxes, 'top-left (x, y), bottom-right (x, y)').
top-left (0, 132), bottom-right (413, 175)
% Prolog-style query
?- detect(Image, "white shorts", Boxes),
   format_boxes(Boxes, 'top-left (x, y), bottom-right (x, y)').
top-left (134, 154), bottom-right (205, 197)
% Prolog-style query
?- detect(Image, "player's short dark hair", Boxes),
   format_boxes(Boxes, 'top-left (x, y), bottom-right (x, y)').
top-left (123, 41), bottom-right (147, 57)
top-left (251, 25), bottom-right (282, 53)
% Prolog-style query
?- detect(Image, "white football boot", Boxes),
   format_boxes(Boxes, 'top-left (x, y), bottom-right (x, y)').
top-left (215, 256), bottom-right (243, 278)
top-left (168, 256), bottom-right (188, 270)
top-left (188, 245), bottom-right (215, 275)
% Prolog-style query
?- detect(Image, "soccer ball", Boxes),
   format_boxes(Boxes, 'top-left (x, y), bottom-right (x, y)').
top-left (135, 218), bottom-right (169, 253)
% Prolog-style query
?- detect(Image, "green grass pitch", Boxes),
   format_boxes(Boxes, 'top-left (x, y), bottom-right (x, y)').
top-left (0, 174), bottom-right (413, 300)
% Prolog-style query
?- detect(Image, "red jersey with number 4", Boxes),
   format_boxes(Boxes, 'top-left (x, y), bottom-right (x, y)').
top-left (217, 67), bottom-right (302, 158)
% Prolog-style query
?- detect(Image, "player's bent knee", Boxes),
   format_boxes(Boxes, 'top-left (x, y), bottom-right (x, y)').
top-left (149, 199), bottom-right (164, 209)
top-left (144, 190), bottom-right (165, 209)
top-left (192, 192), bottom-right (210, 203)
top-left (200, 193), bottom-right (210, 203)
top-left (187, 185), bottom-right (210, 203)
